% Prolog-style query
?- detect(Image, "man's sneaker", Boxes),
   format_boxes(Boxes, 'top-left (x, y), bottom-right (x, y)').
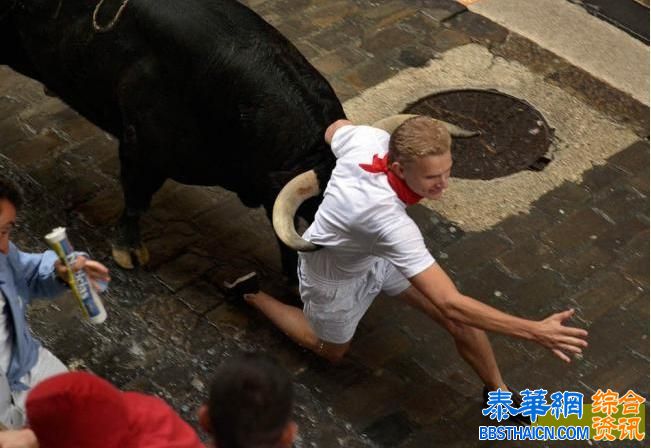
top-left (223, 272), bottom-right (260, 299)
top-left (482, 386), bottom-right (531, 426)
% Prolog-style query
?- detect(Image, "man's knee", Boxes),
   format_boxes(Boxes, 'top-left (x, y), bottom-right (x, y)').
top-left (319, 340), bottom-right (351, 364)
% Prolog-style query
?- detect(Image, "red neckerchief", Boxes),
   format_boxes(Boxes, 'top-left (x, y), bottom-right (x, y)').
top-left (359, 153), bottom-right (422, 205)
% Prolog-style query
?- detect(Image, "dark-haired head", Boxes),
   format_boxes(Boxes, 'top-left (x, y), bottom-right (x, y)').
top-left (199, 353), bottom-right (296, 448)
top-left (0, 177), bottom-right (23, 210)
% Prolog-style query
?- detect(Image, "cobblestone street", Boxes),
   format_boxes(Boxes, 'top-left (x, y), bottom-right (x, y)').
top-left (0, 0), bottom-right (648, 446)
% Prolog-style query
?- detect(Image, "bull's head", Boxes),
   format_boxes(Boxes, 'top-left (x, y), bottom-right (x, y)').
top-left (272, 114), bottom-right (477, 251)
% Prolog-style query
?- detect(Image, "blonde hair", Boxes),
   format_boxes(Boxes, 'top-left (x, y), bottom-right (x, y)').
top-left (388, 116), bottom-right (452, 165)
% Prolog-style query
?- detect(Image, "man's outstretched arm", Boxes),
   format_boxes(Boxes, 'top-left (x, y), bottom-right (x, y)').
top-left (410, 263), bottom-right (589, 363)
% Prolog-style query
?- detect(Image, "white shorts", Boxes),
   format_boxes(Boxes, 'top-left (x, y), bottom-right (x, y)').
top-left (298, 252), bottom-right (410, 344)
top-left (0, 347), bottom-right (67, 429)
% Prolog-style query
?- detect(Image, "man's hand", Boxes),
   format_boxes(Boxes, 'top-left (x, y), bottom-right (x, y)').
top-left (0, 429), bottom-right (38, 448)
top-left (55, 256), bottom-right (110, 292)
top-left (533, 309), bottom-right (589, 363)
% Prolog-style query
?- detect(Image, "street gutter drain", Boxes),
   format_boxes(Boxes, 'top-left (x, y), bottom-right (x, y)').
top-left (404, 89), bottom-right (554, 180)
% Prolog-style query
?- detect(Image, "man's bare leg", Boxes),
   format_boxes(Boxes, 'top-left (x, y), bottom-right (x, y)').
top-left (244, 291), bottom-right (351, 363)
top-left (396, 286), bottom-right (507, 390)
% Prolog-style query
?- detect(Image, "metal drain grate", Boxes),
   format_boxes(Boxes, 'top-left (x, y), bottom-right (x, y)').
top-left (404, 89), bottom-right (554, 180)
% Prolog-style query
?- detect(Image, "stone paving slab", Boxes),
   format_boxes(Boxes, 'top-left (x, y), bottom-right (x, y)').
top-left (0, 1), bottom-right (648, 446)
top-left (467, 0), bottom-right (650, 105)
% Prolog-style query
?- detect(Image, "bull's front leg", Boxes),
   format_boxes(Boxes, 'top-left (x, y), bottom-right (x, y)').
top-left (111, 125), bottom-right (165, 269)
top-left (112, 208), bottom-right (149, 269)
top-left (279, 239), bottom-right (299, 285)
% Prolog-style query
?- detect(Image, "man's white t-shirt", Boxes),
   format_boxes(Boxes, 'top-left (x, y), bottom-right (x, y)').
top-left (302, 125), bottom-right (435, 280)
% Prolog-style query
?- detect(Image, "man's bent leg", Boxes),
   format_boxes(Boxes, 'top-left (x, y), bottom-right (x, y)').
top-left (245, 291), bottom-right (351, 363)
top-left (0, 370), bottom-right (16, 429)
top-left (6, 347), bottom-right (67, 428)
top-left (396, 286), bottom-right (506, 390)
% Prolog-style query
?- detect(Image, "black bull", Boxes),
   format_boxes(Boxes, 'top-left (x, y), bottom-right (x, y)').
top-left (1, 0), bottom-right (345, 278)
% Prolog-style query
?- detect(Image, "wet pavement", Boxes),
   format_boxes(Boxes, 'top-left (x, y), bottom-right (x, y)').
top-left (1, 1), bottom-right (649, 446)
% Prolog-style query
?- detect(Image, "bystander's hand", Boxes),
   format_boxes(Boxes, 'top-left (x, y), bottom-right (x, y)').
top-left (0, 429), bottom-right (38, 448)
top-left (534, 309), bottom-right (589, 363)
top-left (54, 256), bottom-right (110, 292)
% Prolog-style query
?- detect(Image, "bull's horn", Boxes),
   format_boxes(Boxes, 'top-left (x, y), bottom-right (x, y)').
top-left (372, 114), bottom-right (478, 138)
top-left (272, 170), bottom-right (321, 252)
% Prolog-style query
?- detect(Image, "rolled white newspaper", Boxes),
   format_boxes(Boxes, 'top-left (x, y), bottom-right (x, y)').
top-left (45, 227), bottom-right (107, 324)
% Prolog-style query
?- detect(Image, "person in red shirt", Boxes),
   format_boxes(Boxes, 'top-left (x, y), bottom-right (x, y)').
top-left (0, 355), bottom-right (297, 448)
top-left (0, 371), bottom-right (205, 448)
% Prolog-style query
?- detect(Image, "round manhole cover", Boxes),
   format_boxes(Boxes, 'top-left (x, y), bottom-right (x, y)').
top-left (404, 89), bottom-right (553, 180)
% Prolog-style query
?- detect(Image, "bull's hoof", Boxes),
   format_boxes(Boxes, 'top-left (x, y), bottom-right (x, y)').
top-left (112, 244), bottom-right (150, 269)
top-left (112, 245), bottom-right (135, 269)
top-left (134, 245), bottom-right (150, 266)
